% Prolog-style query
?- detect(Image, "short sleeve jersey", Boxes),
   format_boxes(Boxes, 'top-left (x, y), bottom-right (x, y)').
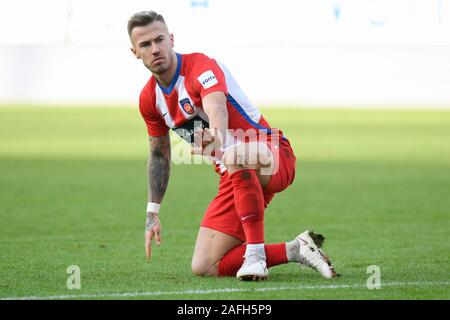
top-left (139, 52), bottom-right (279, 145)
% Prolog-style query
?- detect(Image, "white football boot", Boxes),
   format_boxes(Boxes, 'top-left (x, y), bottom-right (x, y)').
top-left (296, 230), bottom-right (339, 279)
top-left (236, 252), bottom-right (269, 281)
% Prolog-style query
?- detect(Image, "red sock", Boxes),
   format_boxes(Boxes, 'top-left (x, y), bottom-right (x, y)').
top-left (218, 243), bottom-right (288, 277)
top-left (229, 169), bottom-right (265, 244)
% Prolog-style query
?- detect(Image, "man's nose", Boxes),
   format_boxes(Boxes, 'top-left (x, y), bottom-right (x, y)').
top-left (152, 44), bottom-right (161, 55)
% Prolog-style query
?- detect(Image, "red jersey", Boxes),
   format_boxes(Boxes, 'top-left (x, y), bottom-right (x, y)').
top-left (139, 52), bottom-right (285, 173)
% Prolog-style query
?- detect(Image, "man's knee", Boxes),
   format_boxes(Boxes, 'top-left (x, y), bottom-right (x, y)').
top-left (222, 143), bottom-right (269, 173)
top-left (191, 258), bottom-right (218, 277)
top-left (191, 260), bottom-right (207, 276)
top-left (191, 227), bottom-right (243, 277)
top-left (222, 142), bottom-right (273, 175)
top-left (222, 149), bottom-right (247, 172)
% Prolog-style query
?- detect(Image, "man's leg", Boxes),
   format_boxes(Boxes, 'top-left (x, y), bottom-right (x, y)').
top-left (191, 227), bottom-right (243, 276)
top-left (191, 227), bottom-right (338, 278)
top-left (222, 142), bottom-right (275, 280)
top-left (194, 158), bottom-right (291, 278)
top-left (191, 227), bottom-right (293, 277)
top-left (194, 140), bottom-right (338, 279)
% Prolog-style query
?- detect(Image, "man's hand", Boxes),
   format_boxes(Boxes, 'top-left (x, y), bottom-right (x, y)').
top-left (191, 128), bottom-right (221, 157)
top-left (145, 211), bottom-right (161, 261)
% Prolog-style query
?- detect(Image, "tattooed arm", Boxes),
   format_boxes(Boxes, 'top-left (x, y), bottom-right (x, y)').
top-left (145, 133), bottom-right (171, 261)
top-left (147, 133), bottom-right (171, 203)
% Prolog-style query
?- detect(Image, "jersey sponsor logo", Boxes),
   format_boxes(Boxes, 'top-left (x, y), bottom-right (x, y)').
top-left (173, 115), bottom-right (209, 144)
top-left (179, 98), bottom-right (195, 115)
top-left (197, 70), bottom-right (218, 89)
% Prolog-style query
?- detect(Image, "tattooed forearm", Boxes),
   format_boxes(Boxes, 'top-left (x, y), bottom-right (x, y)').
top-left (148, 134), bottom-right (171, 205)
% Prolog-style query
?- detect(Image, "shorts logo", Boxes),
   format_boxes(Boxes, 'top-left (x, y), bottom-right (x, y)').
top-left (179, 98), bottom-right (195, 115)
top-left (197, 70), bottom-right (218, 89)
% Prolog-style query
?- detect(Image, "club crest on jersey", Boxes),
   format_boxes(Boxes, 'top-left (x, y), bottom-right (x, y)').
top-left (179, 98), bottom-right (195, 115)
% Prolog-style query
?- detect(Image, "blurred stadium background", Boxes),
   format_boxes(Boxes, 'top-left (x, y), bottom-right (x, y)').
top-left (1, 0), bottom-right (449, 300)
top-left (0, 0), bottom-right (449, 107)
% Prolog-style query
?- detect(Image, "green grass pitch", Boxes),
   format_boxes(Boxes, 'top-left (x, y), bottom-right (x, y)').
top-left (0, 106), bottom-right (449, 300)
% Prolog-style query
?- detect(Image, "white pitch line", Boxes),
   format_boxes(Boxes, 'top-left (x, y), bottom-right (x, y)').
top-left (1, 281), bottom-right (449, 300)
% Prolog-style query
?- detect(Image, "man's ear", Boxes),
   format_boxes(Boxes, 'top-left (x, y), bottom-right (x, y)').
top-left (170, 33), bottom-right (175, 48)
top-left (130, 47), bottom-right (140, 59)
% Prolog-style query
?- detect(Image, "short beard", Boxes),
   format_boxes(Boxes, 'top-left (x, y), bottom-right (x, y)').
top-left (145, 53), bottom-right (174, 75)
top-left (144, 62), bottom-right (167, 75)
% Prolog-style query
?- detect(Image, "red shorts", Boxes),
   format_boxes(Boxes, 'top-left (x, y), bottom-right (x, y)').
top-left (201, 138), bottom-right (297, 242)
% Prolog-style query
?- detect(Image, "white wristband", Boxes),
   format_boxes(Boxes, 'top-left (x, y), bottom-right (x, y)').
top-left (146, 202), bottom-right (160, 214)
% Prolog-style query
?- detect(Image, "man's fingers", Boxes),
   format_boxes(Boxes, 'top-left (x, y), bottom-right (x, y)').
top-left (145, 231), bottom-right (153, 260)
top-left (145, 243), bottom-right (151, 260)
top-left (191, 147), bottom-right (203, 155)
top-left (155, 228), bottom-right (161, 246)
top-left (192, 131), bottom-right (203, 155)
top-left (191, 131), bottom-right (218, 156)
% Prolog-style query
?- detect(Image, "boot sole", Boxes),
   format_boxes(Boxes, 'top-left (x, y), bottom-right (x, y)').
top-left (238, 275), bottom-right (268, 281)
top-left (308, 231), bottom-right (341, 278)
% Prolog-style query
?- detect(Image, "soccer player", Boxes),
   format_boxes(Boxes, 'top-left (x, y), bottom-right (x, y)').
top-left (128, 11), bottom-right (338, 280)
